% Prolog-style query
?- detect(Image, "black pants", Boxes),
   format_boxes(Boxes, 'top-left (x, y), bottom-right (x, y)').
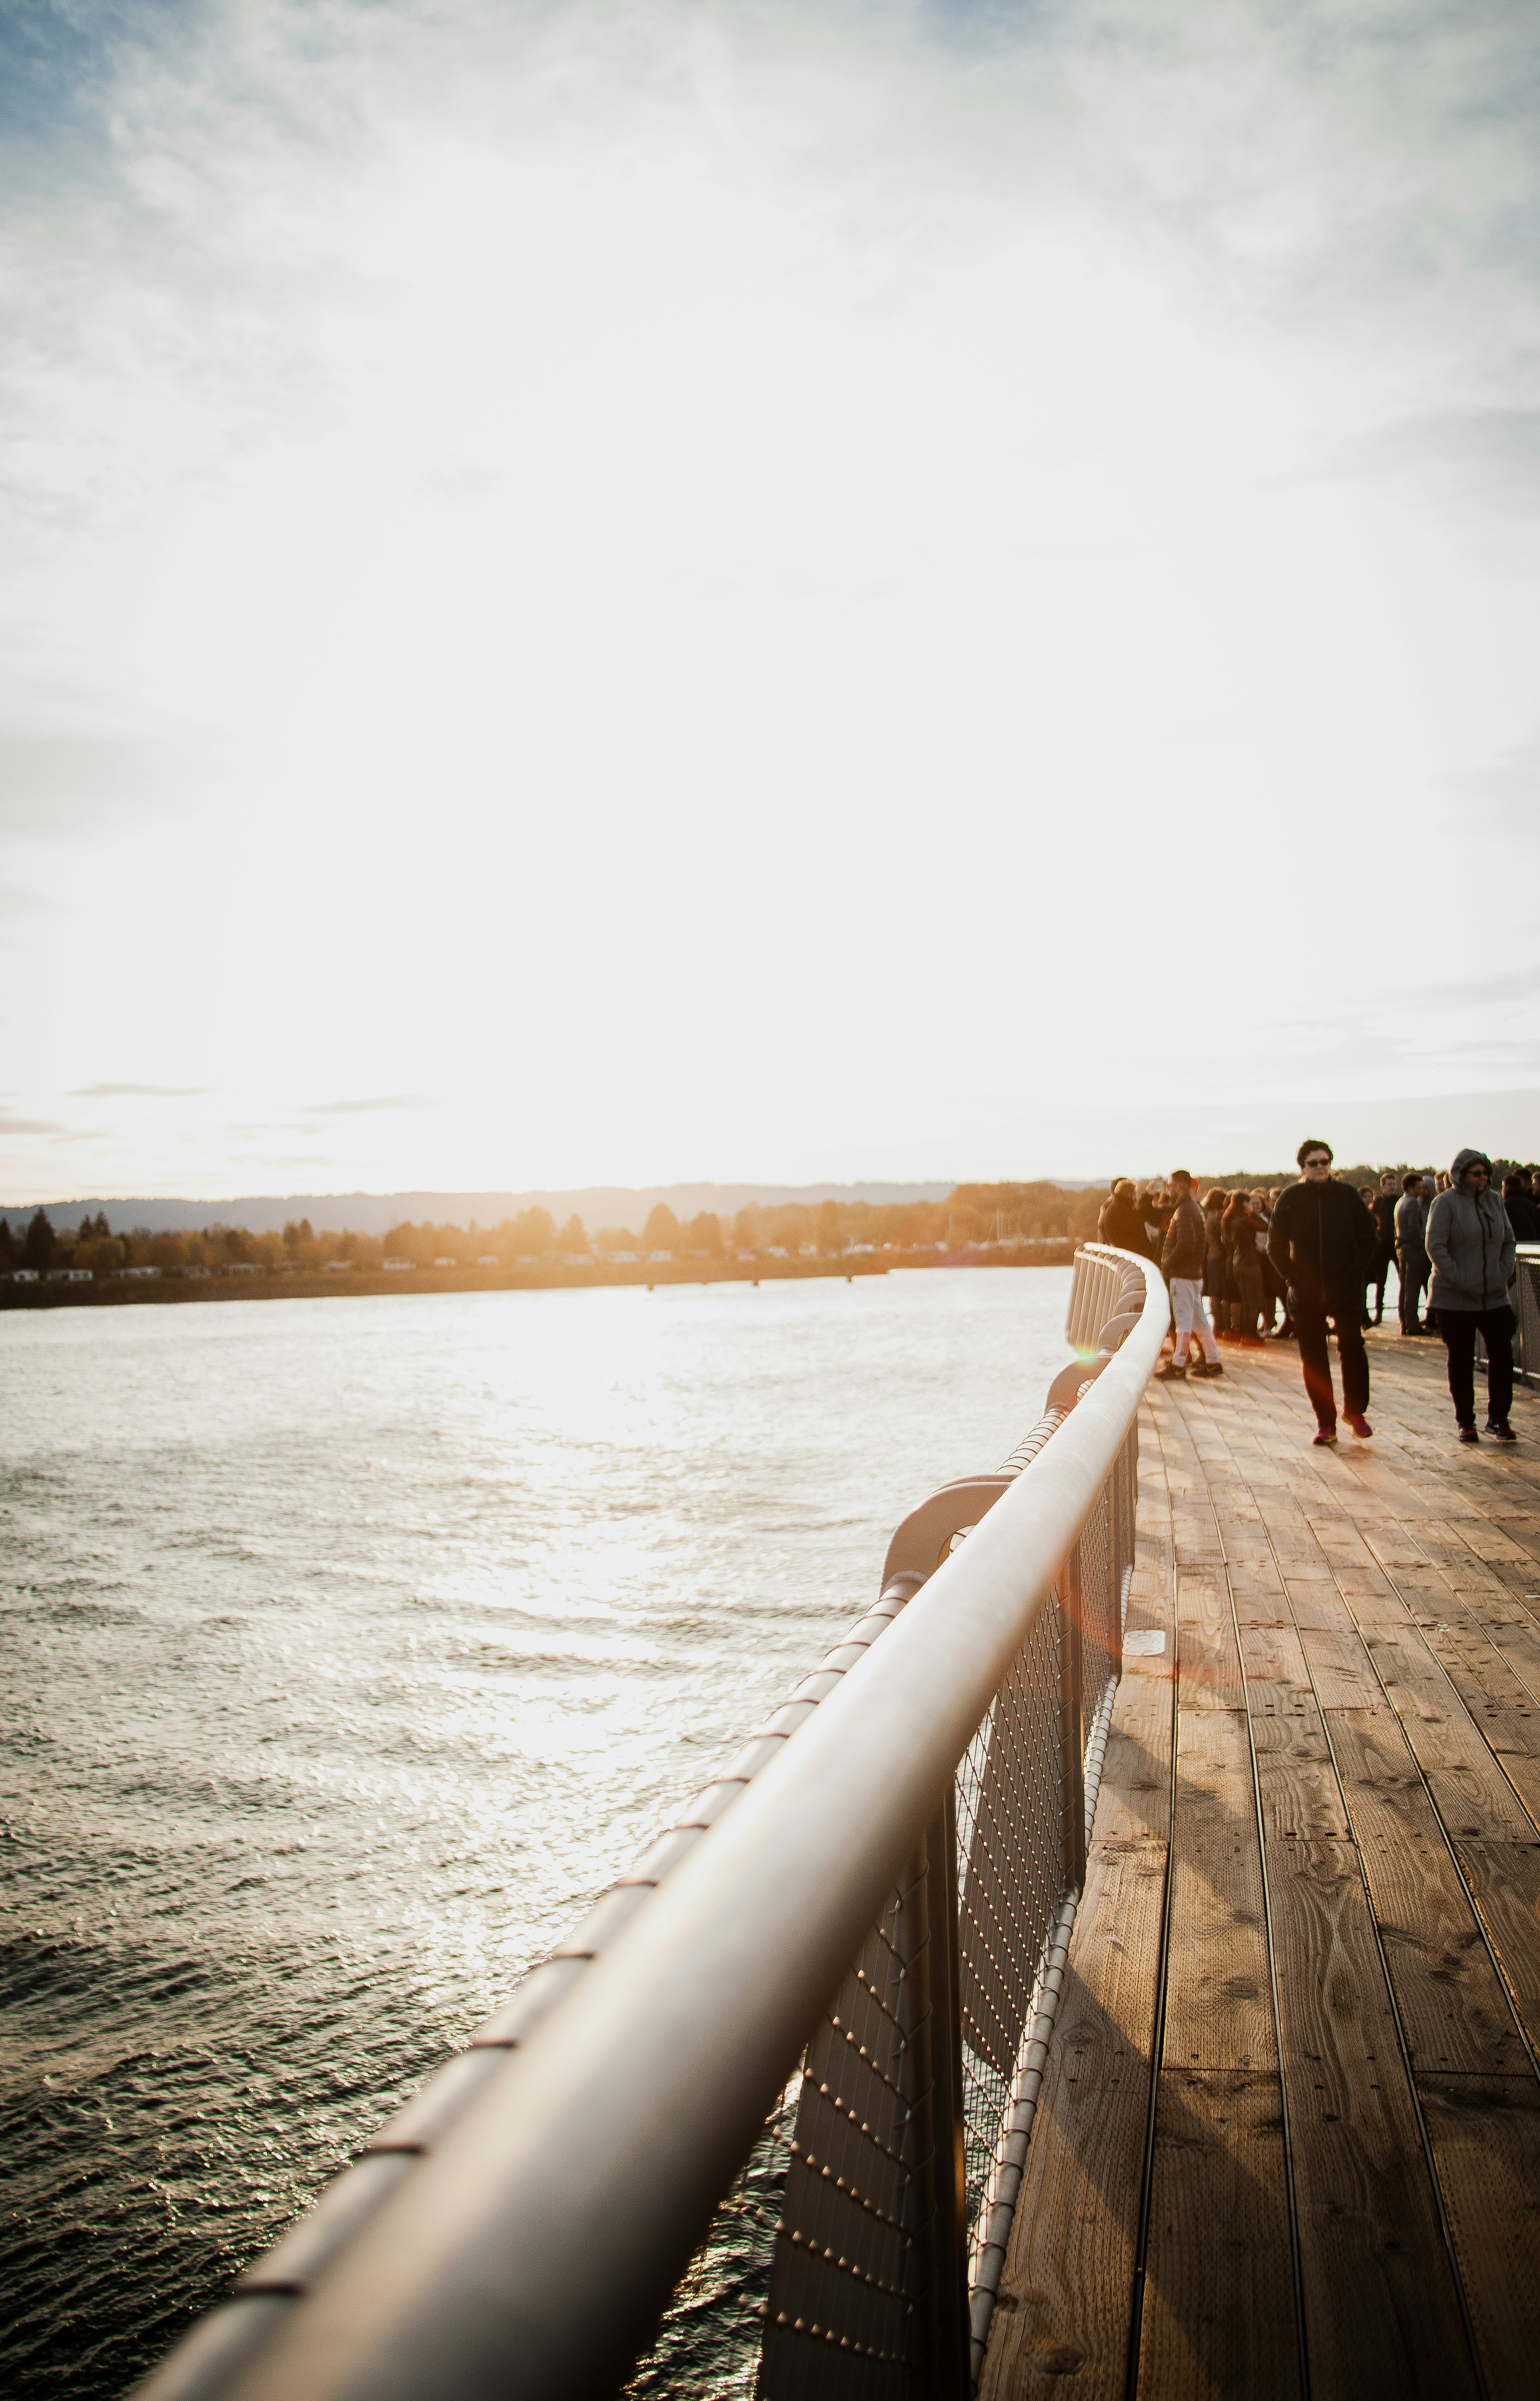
top-left (1396, 1248), bottom-right (1427, 1333)
top-left (1294, 1299), bottom-right (1369, 1426)
top-left (1440, 1305), bottom-right (1515, 1428)
top-left (1370, 1244), bottom-right (1395, 1316)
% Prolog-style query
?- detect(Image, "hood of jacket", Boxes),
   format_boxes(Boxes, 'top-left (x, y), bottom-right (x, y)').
top-left (1450, 1146), bottom-right (1492, 1185)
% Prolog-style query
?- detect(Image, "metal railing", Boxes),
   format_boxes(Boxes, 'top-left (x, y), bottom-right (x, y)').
top-left (134, 1245), bottom-right (1165, 2401)
top-left (1515, 1243), bottom-right (1540, 1390)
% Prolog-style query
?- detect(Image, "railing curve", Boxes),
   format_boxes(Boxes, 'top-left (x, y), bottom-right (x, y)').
top-left (133, 1245), bottom-right (1165, 2401)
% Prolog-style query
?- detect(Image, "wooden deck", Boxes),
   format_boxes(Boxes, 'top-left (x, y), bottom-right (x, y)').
top-left (981, 1328), bottom-right (1540, 2401)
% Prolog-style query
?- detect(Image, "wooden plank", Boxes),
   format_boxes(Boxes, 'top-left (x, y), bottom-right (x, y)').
top-left (1341, 1617), bottom-right (1539, 1846)
top-left (1239, 1619), bottom-right (1351, 1843)
top-left (1174, 1575), bottom-right (1246, 1712)
top-left (1135, 2070), bottom-right (1299, 2401)
top-left (1445, 1836), bottom-right (1540, 2055)
top-left (1161, 1707), bottom-right (1275, 2072)
top-left (981, 1838), bottom-right (1167, 2401)
top-left (1265, 1838), bottom-right (1478, 2397)
top-left (1296, 1625), bottom-right (1383, 1710)
top-left (981, 1423), bottom-right (1179, 2400)
top-left (1415, 2074), bottom-right (1540, 2399)
top-left (1324, 1709), bottom-right (1532, 2074)
top-left (982, 1658), bottom-right (1174, 2398)
top-left (1095, 1670), bottom-right (1175, 1850)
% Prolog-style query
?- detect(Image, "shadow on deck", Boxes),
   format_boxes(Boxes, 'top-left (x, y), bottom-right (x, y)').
top-left (982, 1329), bottom-right (1540, 2401)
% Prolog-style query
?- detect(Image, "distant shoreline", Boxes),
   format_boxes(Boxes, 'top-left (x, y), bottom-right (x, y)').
top-left (0, 1244), bottom-right (1076, 1311)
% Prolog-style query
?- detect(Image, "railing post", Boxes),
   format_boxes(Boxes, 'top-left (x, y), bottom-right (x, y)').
top-left (902, 1795), bottom-right (970, 2400)
top-left (1058, 1548), bottom-right (1087, 1891)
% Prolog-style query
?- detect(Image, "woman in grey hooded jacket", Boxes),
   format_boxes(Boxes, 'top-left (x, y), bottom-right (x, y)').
top-left (1425, 1148), bottom-right (1518, 1440)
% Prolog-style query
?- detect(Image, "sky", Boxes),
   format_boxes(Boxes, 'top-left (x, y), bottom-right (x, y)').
top-left (3, 0), bottom-right (1539, 1201)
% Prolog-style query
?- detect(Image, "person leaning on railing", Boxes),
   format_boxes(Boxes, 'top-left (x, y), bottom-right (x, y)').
top-left (1426, 1149), bottom-right (1518, 1444)
top-left (1097, 1178), bottom-right (1152, 1257)
top-left (1266, 1141), bottom-right (1377, 1446)
top-left (1504, 1171), bottom-right (1540, 1244)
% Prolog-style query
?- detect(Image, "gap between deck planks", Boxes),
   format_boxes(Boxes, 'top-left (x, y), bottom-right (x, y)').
top-left (981, 1332), bottom-right (1540, 2401)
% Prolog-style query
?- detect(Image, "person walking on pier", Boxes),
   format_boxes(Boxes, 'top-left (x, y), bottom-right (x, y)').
top-left (1395, 1172), bottom-right (1431, 1335)
top-left (1156, 1170), bottom-right (1222, 1380)
top-left (1266, 1141), bottom-right (1377, 1443)
top-left (1426, 1149), bottom-right (1518, 1442)
top-left (1369, 1171), bottom-right (1399, 1325)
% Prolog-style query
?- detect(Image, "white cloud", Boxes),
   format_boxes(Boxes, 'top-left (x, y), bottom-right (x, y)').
top-left (3, 0), bottom-right (1540, 1195)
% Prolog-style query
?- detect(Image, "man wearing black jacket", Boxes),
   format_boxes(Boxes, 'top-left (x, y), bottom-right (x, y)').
top-left (1267, 1140), bottom-right (1378, 1445)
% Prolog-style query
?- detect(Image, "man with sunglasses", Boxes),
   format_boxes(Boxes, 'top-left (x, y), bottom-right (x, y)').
top-left (1426, 1148), bottom-right (1518, 1442)
top-left (1266, 1140), bottom-right (1377, 1444)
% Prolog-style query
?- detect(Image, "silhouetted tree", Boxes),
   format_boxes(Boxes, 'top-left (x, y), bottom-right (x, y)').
top-left (643, 1204), bottom-right (683, 1255)
top-left (508, 1207), bottom-right (555, 1255)
top-left (23, 1210), bottom-right (56, 1270)
top-left (684, 1211), bottom-right (724, 1257)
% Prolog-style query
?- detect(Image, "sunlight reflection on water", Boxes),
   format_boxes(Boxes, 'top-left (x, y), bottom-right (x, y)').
top-left (0, 1269), bottom-right (1074, 2398)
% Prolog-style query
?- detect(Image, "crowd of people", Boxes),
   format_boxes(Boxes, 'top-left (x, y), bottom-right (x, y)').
top-left (1098, 1146), bottom-right (1537, 1448)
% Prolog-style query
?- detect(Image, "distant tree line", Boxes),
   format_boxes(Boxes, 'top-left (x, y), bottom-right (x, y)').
top-left (0, 1186), bottom-right (1107, 1277)
top-left (13, 1163), bottom-right (1519, 1281)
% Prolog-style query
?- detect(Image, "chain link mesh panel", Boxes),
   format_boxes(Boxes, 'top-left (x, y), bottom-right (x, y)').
top-left (954, 1593), bottom-right (1065, 2230)
top-left (757, 1407), bottom-right (1141, 2397)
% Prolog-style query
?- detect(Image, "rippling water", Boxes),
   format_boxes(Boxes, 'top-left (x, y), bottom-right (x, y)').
top-left (0, 1269), bottom-right (1075, 2397)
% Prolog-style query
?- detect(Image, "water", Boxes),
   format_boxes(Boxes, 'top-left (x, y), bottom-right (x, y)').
top-left (0, 1268), bottom-right (1075, 2398)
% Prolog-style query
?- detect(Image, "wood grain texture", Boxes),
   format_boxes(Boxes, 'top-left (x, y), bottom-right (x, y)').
top-left (1135, 2071), bottom-right (1298, 2401)
top-left (1161, 1705), bottom-right (1276, 2072)
top-left (979, 1336), bottom-right (1540, 2401)
top-left (979, 1840), bottom-right (1168, 2401)
top-left (1266, 1838), bottom-right (1478, 2397)
top-left (1324, 1706), bottom-right (1532, 2073)
top-left (1415, 2074), bottom-right (1540, 2399)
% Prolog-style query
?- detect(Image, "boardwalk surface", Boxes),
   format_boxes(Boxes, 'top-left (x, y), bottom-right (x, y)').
top-left (981, 1327), bottom-right (1540, 2401)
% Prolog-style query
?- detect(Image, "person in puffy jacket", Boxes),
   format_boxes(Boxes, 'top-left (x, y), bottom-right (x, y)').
top-left (1426, 1148), bottom-right (1518, 1442)
top-left (1266, 1139), bottom-right (1377, 1443)
top-left (1097, 1179), bottom-right (1150, 1257)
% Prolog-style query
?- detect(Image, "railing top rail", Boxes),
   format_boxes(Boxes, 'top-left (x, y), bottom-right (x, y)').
top-left (138, 1246), bottom-right (1167, 2401)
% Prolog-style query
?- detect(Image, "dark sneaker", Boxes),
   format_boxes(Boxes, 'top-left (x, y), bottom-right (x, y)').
top-left (1192, 1361), bottom-right (1224, 1378)
top-left (1154, 1363), bottom-right (1187, 1380)
top-left (1458, 1425), bottom-right (1480, 1444)
top-left (1313, 1425), bottom-right (1338, 1446)
top-left (1486, 1421), bottom-right (1517, 1443)
top-left (1346, 1413), bottom-right (1373, 1438)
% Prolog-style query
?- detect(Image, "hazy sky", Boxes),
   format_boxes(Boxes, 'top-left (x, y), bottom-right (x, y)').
top-left (3, 0), bottom-right (1538, 1199)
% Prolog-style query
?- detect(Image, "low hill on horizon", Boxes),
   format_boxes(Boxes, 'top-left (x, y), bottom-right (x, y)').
top-left (0, 1180), bottom-right (968, 1238)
